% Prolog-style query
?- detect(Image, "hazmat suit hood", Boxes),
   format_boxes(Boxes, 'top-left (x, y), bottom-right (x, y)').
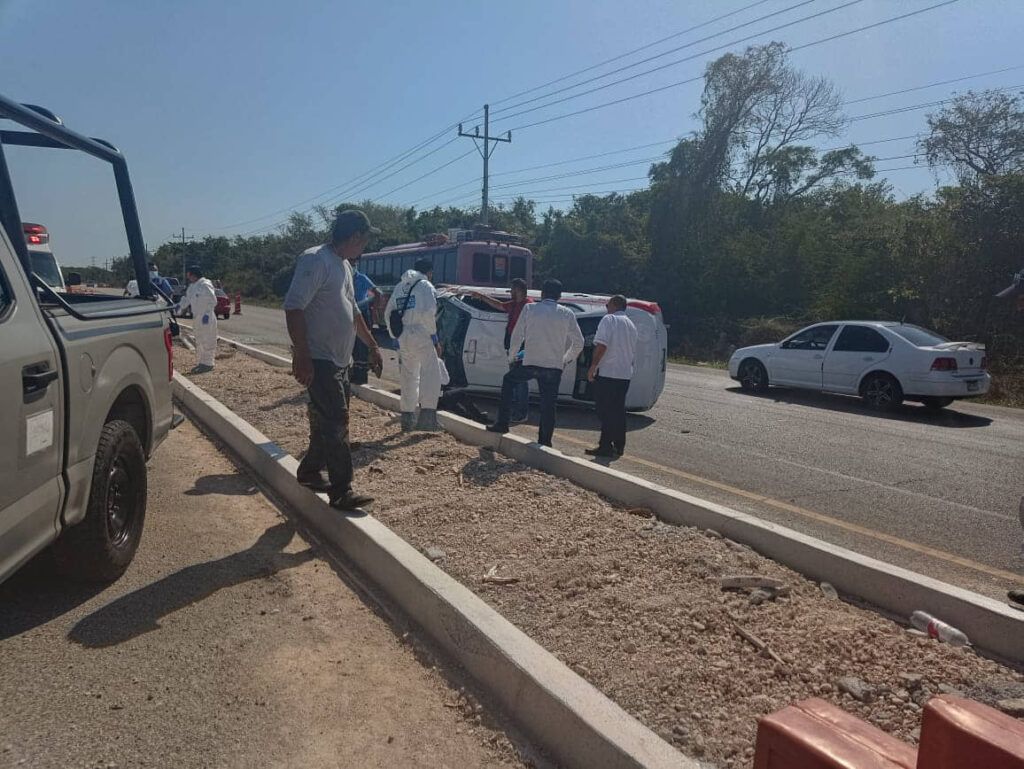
top-left (385, 269), bottom-right (437, 339)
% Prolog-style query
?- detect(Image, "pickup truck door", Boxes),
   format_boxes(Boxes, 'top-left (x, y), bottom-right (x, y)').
top-left (0, 237), bottom-right (64, 582)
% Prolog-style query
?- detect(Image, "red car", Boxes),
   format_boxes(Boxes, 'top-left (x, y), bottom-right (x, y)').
top-left (181, 288), bottom-right (231, 320)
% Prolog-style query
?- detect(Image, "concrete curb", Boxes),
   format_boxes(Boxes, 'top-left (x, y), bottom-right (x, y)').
top-left (208, 331), bottom-right (1024, 664)
top-left (172, 372), bottom-right (699, 769)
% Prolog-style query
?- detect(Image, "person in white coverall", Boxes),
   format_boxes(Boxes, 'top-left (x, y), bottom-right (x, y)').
top-left (179, 265), bottom-right (218, 374)
top-left (386, 257), bottom-right (442, 431)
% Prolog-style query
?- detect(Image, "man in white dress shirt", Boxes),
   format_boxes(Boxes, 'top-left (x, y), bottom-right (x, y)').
top-left (585, 294), bottom-right (638, 459)
top-left (487, 279), bottom-right (584, 447)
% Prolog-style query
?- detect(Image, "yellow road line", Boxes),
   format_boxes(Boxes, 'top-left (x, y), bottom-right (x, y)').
top-left (546, 431), bottom-right (1024, 585)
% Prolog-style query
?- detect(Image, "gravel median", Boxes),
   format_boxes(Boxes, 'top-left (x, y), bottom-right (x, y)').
top-left (178, 342), bottom-right (1024, 768)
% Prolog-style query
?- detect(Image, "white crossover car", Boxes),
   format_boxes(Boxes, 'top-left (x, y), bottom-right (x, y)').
top-left (433, 287), bottom-right (669, 411)
top-left (728, 321), bottom-right (990, 411)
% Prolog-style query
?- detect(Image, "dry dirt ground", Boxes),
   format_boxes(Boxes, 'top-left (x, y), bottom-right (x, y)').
top-left (176, 343), bottom-right (1024, 769)
top-left (0, 419), bottom-right (529, 769)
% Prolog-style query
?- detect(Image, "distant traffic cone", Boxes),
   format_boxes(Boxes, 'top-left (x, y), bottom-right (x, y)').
top-left (234, 292), bottom-right (242, 315)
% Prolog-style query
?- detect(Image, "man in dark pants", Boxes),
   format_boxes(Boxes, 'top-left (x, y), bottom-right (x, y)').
top-left (284, 210), bottom-right (383, 511)
top-left (585, 295), bottom-right (638, 459)
top-left (487, 279), bottom-right (584, 447)
top-left (471, 278), bottom-right (532, 422)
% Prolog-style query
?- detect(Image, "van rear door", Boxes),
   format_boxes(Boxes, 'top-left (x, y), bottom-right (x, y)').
top-left (0, 233), bottom-right (64, 582)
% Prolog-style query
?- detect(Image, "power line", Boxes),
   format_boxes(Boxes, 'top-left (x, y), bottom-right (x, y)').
top-left (215, 109), bottom-right (480, 233)
top-left (488, 156), bottom-right (666, 190)
top-left (240, 136), bottom-right (465, 236)
top-left (850, 82), bottom-right (1024, 122)
top-left (408, 138), bottom-right (680, 207)
top-left (372, 149), bottom-right (477, 203)
top-left (504, 0), bottom-right (963, 133)
top-left (493, 0), bottom-right (866, 127)
top-left (413, 129), bottom-right (926, 208)
top-left (490, 0), bottom-right (825, 119)
top-left (843, 64), bottom-right (1024, 105)
top-left (492, 0), bottom-right (775, 107)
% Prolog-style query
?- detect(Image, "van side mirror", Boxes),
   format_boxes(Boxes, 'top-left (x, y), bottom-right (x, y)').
top-left (66, 272), bottom-right (82, 286)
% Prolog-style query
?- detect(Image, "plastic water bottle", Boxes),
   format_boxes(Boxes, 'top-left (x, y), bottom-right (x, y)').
top-left (910, 611), bottom-right (970, 647)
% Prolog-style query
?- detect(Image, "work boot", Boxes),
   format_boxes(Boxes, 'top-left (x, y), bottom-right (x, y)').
top-left (400, 412), bottom-right (416, 432)
top-left (416, 408), bottom-right (440, 432)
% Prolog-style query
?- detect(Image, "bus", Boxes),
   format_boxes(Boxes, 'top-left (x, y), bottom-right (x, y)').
top-left (359, 227), bottom-right (533, 290)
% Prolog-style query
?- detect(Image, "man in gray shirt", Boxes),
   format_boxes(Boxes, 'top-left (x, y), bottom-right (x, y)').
top-left (284, 210), bottom-right (383, 511)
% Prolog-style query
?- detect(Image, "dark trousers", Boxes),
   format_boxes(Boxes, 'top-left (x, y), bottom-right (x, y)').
top-left (594, 375), bottom-right (630, 454)
top-left (350, 308), bottom-right (372, 385)
top-left (297, 359), bottom-right (353, 496)
top-left (504, 343), bottom-right (529, 421)
top-left (496, 364), bottom-right (562, 446)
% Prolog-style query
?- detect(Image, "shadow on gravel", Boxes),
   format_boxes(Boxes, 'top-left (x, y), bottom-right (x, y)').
top-left (728, 386), bottom-right (994, 428)
top-left (350, 431), bottom-right (436, 469)
top-left (259, 392), bottom-right (308, 411)
top-left (184, 473), bottom-right (259, 497)
top-left (0, 554), bottom-right (106, 640)
top-left (68, 523), bottom-right (313, 648)
top-left (459, 447), bottom-right (522, 487)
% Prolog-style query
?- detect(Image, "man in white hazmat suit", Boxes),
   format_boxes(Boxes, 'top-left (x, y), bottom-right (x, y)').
top-left (178, 264), bottom-right (218, 374)
top-left (386, 257), bottom-right (443, 431)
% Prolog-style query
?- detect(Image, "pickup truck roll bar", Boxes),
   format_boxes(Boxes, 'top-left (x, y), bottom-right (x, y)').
top-left (0, 93), bottom-right (152, 299)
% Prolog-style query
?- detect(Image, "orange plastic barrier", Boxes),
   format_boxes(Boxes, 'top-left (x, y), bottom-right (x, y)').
top-left (917, 695), bottom-right (1024, 769)
top-left (755, 698), bottom-right (918, 769)
top-left (234, 292), bottom-right (242, 315)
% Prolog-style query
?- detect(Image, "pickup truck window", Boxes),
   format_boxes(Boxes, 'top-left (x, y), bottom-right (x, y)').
top-left (0, 262), bottom-right (10, 315)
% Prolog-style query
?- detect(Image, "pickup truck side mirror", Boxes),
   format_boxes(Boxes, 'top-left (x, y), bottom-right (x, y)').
top-left (66, 272), bottom-right (82, 287)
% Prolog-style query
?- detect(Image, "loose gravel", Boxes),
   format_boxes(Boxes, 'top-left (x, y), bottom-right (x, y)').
top-left (177, 343), bottom-right (1024, 768)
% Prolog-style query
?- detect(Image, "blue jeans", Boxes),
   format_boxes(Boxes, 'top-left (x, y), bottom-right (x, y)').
top-left (496, 364), bottom-right (562, 446)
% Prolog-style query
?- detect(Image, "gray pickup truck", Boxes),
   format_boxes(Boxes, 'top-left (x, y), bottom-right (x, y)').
top-left (0, 96), bottom-right (176, 584)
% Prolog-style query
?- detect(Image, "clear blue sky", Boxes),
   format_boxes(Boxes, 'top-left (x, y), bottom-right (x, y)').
top-left (2, 0), bottom-right (1021, 265)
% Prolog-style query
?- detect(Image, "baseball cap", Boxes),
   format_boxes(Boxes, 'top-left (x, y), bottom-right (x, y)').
top-left (332, 209), bottom-right (381, 242)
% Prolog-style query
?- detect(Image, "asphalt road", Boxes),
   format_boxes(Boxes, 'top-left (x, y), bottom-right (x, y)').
top-left (0, 421), bottom-right (525, 768)
top-left (202, 304), bottom-right (1024, 600)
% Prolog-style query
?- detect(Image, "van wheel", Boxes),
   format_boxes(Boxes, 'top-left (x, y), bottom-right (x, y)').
top-left (53, 419), bottom-right (147, 582)
top-left (922, 396), bottom-right (953, 411)
top-left (861, 373), bottom-right (903, 411)
top-left (739, 359), bottom-right (769, 393)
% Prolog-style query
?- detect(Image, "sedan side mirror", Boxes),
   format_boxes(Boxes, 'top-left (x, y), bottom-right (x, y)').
top-left (66, 272), bottom-right (82, 287)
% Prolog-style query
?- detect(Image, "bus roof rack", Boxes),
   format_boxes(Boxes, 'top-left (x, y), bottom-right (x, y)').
top-left (448, 226), bottom-right (523, 245)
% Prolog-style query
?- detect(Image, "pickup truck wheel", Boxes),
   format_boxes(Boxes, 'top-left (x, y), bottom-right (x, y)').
top-left (53, 419), bottom-right (147, 582)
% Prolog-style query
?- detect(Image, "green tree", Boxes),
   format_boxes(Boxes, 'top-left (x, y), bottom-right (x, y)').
top-left (921, 89), bottom-right (1024, 182)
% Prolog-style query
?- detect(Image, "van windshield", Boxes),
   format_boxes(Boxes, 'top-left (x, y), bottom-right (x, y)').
top-left (29, 250), bottom-right (64, 289)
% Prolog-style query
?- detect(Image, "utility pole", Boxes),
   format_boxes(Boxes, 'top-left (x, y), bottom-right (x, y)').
top-left (172, 227), bottom-right (194, 284)
top-left (458, 104), bottom-right (511, 226)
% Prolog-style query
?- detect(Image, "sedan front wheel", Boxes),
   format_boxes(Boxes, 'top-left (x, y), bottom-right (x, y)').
top-left (739, 359), bottom-right (770, 393)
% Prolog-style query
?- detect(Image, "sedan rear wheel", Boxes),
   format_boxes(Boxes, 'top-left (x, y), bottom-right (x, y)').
top-left (922, 396), bottom-right (954, 411)
top-left (739, 359), bottom-right (769, 393)
top-left (861, 373), bottom-right (903, 411)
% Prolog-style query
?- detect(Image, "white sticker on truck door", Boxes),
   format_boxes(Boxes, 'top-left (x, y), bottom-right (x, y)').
top-left (26, 410), bottom-right (54, 456)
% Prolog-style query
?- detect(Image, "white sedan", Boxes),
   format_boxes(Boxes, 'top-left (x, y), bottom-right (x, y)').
top-left (728, 321), bottom-right (991, 411)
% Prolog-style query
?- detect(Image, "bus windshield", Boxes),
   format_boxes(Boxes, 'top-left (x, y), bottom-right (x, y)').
top-left (29, 250), bottom-right (65, 290)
